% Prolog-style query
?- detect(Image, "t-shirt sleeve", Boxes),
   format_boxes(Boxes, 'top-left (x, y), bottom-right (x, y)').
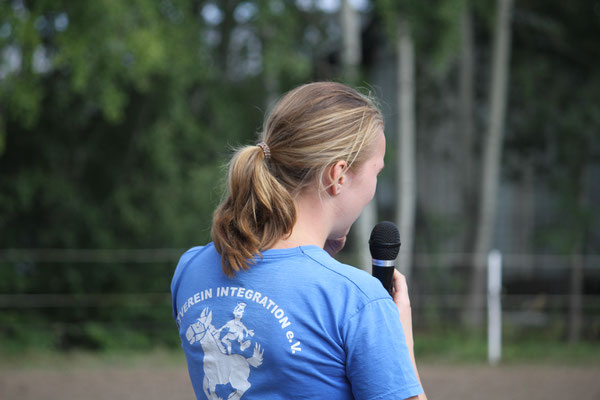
top-left (170, 246), bottom-right (203, 321)
top-left (343, 299), bottom-right (424, 400)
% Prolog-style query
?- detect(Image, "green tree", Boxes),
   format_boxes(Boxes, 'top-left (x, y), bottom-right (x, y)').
top-left (0, 0), bottom-right (334, 350)
top-left (506, 0), bottom-right (600, 340)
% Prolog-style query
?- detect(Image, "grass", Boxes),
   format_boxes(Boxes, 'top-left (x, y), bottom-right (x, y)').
top-left (0, 347), bottom-right (187, 371)
top-left (414, 328), bottom-right (600, 365)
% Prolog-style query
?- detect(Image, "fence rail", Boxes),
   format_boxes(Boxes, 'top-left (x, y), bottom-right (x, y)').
top-left (0, 248), bottom-right (185, 263)
top-left (1, 293), bottom-right (599, 309)
top-left (0, 293), bottom-right (170, 308)
top-left (2, 249), bottom-right (600, 265)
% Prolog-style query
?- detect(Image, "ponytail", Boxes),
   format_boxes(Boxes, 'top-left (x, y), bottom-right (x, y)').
top-left (211, 145), bottom-right (296, 277)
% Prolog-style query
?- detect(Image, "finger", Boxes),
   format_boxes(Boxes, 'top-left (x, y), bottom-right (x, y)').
top-left (392, 269), bottom-right (410, 306)
top-left (392, 269), bottom-right (407, 291)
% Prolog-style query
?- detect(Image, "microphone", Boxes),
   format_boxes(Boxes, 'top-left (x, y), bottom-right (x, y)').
top-left (369, 221), bottom-right (401, 295)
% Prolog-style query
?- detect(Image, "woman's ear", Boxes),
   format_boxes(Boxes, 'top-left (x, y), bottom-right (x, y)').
top-left (325, 160), bottom-right (348, 196)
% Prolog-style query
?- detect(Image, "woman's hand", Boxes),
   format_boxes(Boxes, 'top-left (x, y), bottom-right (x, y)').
top-left (391, 269), bottom-right (414, 348)
top-left (391, 269), bottom-right (426, 399)
top-left (324, 236), bottom-right (346, 257)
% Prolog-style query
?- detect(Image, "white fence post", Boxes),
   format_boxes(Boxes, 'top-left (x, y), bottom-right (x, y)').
top-left (488, 249), bottom-right (502, 365)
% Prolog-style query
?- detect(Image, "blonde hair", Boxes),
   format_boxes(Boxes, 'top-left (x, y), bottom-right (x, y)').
top-left (211, 82), bottom-right (384, 276)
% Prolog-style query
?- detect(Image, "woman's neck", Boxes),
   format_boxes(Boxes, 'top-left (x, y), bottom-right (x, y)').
top-left (270, 189), bottom-right (331, 250)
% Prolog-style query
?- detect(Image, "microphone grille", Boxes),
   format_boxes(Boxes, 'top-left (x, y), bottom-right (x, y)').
top-left (369, 221), bottom-right (401, 261)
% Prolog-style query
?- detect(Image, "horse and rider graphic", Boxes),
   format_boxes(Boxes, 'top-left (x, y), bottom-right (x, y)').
top-left (186, 303), bottom-right (264, 400)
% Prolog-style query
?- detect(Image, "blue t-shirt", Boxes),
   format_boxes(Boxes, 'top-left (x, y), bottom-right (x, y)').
top-left (171, 243), bottom-right (423, 400)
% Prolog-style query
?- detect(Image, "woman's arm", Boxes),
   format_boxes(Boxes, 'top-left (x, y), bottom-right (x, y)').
top-left (392, 269), bottom-right (428, 400)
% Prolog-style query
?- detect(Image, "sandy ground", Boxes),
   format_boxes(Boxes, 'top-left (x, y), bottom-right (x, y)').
top-left (1, 360), bottom-right (599, 399)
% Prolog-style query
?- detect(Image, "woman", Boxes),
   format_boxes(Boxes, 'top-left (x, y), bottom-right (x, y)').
top-left (171, 82), bottom-right (426, 399)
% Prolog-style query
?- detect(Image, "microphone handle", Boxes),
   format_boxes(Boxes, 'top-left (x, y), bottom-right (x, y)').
top-left (372, 262), bottom-right (395, 295)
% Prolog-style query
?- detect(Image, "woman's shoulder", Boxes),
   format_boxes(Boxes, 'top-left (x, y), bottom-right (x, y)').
top-left (171, 243), bottom-right (218, 284)
top-left (299, 246), bottom-right (390, 302)
top-left (177, 243), bottom-right (216, 265)
top-left (180, 243), bottom-right (212, 259)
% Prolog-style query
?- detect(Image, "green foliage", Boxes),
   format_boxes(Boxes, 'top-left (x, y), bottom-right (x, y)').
top-left (0, 0), bottom-right (330, 351)
top-left (507, 0), bottom-right (600, 253)
top-left (373, 0), bottom-right (466, 74)
top-left (0, 313), bottom-right (57, 353)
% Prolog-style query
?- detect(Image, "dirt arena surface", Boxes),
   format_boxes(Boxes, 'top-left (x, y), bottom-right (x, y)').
top-left (1, 356), bottom-right (599, 399)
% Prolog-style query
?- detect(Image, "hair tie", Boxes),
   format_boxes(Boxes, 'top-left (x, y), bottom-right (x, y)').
top-left (257, 142), bottom-right (271, 160)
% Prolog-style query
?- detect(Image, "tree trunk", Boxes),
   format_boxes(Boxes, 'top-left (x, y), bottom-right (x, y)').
top-left (218, 0), bottom-right (236, 74)
top-left (568, 253), bottom-right (583, 343)
top-left (264, 70), bottom-right (279, 112)
top-left (458, 3), bottom-right (477, 256)
top-left (260, 23), bottom-right (280, 112)
top-left (568, 165), bottom-right (589, 343)
top-left (465, 0), bottom-right (513, 328)
top-left (395, 16), bottom-right (416, 282)
top-left (341, 0), bottom-right (360, 83)
top-left (341, 0), bottom-right (374, 270)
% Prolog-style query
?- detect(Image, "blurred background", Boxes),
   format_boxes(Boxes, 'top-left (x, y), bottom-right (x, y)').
top-left (0, 0), bottom-right (599, 398)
